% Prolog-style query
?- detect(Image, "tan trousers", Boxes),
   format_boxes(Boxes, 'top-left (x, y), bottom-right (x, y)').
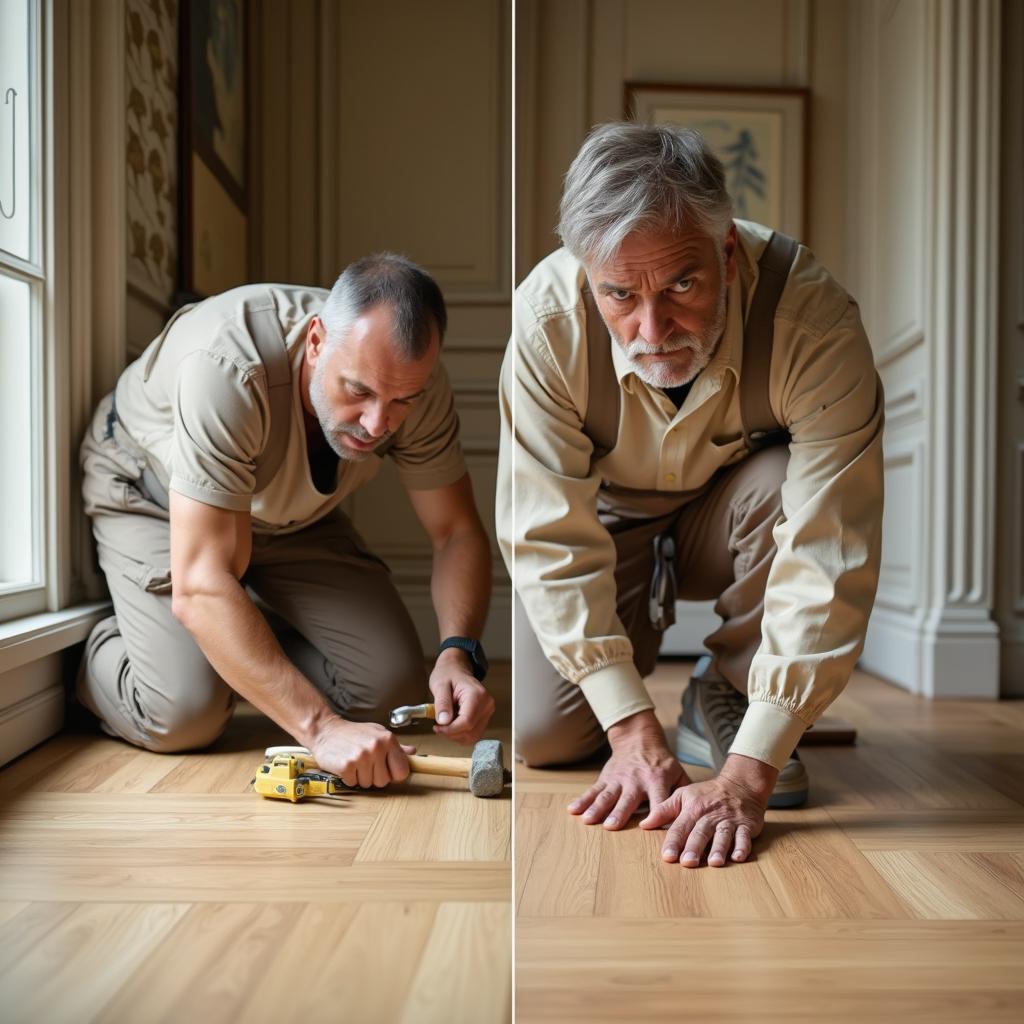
top-left (514, 445), bottom-right (789, 766)
top-left (77, 395), bottom-right (427, 753)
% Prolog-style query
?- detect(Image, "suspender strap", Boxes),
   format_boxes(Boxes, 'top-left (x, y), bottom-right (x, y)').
top-left (581, 285), bottom-right (620, 460)
top-left (247, 303), bottom-right (293, 492)
top-left (740, 230), bottom-right (798, 452)
top-left (582, 229), bottom-right (800, 463)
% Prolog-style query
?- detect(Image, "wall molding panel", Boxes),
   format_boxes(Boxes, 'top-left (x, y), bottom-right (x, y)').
top-left (883, 379), bottom-right (925, 432)
top-left (852, 0), bottom-right (1002, 697)
top-left (876, 327), bottom-right (925, 371)
top-left (876, 441), bottom-right (925, 615)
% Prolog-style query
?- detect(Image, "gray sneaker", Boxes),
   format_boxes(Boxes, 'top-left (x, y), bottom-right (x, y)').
top-left (675, 656), bottom-right (809, 809)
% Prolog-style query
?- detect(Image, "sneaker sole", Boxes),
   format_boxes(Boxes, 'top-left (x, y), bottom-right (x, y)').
top-left (675, 723), bottom-right (715, 769)
top-left (676, 722), bottom-right (809, 809)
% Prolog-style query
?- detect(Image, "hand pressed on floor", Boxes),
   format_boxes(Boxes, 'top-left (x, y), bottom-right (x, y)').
top-left (639, 754), bottom-right (778, 866)
top-left (567, 709), bottom-right (688, 830)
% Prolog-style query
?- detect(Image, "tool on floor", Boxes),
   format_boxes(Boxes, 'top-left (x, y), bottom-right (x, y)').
top-left (252, 750), bottom-right (347, 803)
top-left (256, 739), bottom-right (510, 800)
top-left (409, 739), bottom-right (509, 798)
top-left (389, 702), bottom-right (436, 728)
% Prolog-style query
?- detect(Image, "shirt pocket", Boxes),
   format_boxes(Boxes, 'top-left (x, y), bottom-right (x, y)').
top-left (121, 556), bottom-right (173, 595)
top-left (708, 432), bottom-right (749, 468)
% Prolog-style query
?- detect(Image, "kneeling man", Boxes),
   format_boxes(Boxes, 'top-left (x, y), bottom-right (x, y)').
top-left (498, 123), bottom-right (883, 866)
top-left (80, 254), bottom-right (494, 787)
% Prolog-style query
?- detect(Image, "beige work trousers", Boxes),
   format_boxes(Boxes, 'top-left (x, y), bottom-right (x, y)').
top-left (514, 445), bottom-right (789, 766)
top-left (77, 394), bottom-right (427, 753)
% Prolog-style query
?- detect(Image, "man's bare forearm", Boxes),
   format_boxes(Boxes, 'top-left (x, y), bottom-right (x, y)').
top-left (172, 573), bottom-right (334, 746)
top-left (430, 525), bottom-right (491, 641)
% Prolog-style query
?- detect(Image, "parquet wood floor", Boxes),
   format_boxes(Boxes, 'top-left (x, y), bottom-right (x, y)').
top-left (0, 665), bottom-right (512, 1023)
top-left (515, 662), bottom-right (1024, 1023)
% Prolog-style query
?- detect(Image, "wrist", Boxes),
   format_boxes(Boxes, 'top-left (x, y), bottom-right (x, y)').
top-left (719, 752), bottom-right (779, 805)
top-left (607, 709), bottom-right (667, 750)
top-left (301, 705), bottom-right (344, 750)
top-left (436, 645), bottom-right (473, 674)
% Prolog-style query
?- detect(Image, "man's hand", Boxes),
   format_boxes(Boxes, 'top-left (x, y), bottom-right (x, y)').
top-left (309, 715), bottom-right (417, 788)
top-left (568, 709), bottom-right (687, 830)
top-left (429, 647), bottom-right (495, 745)
top-left (639, 753), bottom-right (778, 866)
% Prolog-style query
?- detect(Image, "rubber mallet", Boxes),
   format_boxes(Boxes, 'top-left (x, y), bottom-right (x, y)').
top-left (408, 738), bottom-right (509, 798)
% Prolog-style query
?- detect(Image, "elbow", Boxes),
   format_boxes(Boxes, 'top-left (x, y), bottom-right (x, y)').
top-left (171, 587), bottom-right (197, 630)
top-left (170, 571), bottom-right (220, 631)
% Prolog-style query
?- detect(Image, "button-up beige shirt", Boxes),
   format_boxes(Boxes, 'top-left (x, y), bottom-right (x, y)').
top-left (497, 219), bottom-right (884, 770)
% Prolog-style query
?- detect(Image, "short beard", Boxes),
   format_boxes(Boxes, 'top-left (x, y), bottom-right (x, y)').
top-left (309, 356), bottom-right (390, 462)
top-left (607, 253), bottom-right (729, 390)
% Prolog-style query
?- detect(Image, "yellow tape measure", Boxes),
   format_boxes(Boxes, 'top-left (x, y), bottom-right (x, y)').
top-left (252, 753), bottom-right (346, 803)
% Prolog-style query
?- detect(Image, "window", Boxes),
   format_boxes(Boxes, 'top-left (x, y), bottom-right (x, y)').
top-left (0, 0), bottom-right (44, 621)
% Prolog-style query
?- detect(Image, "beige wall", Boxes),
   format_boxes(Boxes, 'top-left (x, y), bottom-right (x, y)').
top-left (251, 0), bottom-right (512, 657)
top-left (516, 0), bottom-right (848, 281)
top-left (517, 0), bottom-right (849, 653)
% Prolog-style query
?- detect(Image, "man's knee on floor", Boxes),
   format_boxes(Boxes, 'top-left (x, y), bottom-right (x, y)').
top-left (335, 655), bottom-right (428, 723)
top-left (136, 682), bottom-right (236, 754)
top-left (515, 710), bottom-right (602, 768)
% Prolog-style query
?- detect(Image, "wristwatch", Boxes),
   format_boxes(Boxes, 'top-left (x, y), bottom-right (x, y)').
top-left (438, 636), bottom-right (489, 681)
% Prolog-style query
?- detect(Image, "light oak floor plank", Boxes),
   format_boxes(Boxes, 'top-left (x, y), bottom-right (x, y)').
top-left (516, 662), bottom-right (1024, 1022)
top-left (0, 663), bottom-right (512, 1023)
top-left (399, 902), bottom-right (513, 1024)
top-left (865, 851), bottom-right (1024, 919)
top-left (0, 902), bottom-right (189, 1024)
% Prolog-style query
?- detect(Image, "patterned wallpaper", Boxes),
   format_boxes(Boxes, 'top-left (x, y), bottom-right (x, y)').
top-left (126, 0), bottom-right (178, 309)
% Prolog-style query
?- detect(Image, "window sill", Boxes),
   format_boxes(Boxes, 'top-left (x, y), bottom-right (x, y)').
top-left (0, 603), bottom-right (111, 676)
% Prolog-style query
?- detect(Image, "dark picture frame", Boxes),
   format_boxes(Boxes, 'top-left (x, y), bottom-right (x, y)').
top-left (625, 83), bottom-right (810, 241)
top-left (178, 0), bottom-right (249, 302)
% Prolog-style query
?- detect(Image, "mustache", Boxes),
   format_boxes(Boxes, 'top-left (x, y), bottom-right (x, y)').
top-left (333, 422), bottom-right (389, 444)
top-left (625, 332), bottom-right (704, 358)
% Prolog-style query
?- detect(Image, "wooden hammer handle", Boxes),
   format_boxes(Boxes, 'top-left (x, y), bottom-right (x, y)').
top-left (265, 746), bottom-right (472, 781)
top-left (407, 754), bottom-right (471, 779)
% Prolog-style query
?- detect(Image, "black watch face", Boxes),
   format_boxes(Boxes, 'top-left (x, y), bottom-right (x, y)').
top-left (472, 644), bottom-right (489, 680)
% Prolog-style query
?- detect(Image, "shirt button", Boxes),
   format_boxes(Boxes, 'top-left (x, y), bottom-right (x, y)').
top-left (665, 473), bottom-right (676, 483)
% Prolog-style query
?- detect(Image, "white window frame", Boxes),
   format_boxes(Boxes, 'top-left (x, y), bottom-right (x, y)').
top-left (0, 0), bottom-right (113, 636)
top-left (0, 0), bottom-right (47, 622)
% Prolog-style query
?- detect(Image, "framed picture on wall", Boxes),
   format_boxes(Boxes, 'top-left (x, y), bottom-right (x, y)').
top-left (179, 0), bottom-right (249, 301)
top-left (625, 84), bottom-right (810, 241)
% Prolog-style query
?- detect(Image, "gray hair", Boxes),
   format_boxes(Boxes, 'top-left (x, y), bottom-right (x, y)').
top-left (557, 122), bottom-right (733, 266)
top-left (319, 252), bottom-right (447, 360)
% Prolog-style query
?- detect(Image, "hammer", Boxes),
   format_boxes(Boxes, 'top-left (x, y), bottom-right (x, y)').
top-left (263, 739), bottom-right (510, 798)
top-left (409, 739), bottom-right (509, 798)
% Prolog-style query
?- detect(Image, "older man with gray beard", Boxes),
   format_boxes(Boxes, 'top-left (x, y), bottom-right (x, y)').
top-left (78, 254), bottom-right (494, 786)
top-left (498, 123), bottom-right (884, 867)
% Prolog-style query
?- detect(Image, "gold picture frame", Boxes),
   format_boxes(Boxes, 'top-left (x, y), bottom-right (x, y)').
top-left (625, 83), bottom-right (810, 240)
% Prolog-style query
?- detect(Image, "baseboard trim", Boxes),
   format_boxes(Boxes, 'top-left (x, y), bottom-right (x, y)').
top-left (861, 608), bottom-right (921, 693)
top-left (0, 684), bottom-right (64, 768)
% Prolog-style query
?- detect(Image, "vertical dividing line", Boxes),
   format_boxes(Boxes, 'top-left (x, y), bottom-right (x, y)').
top-left (509, 4), bottom-right (517, 1019)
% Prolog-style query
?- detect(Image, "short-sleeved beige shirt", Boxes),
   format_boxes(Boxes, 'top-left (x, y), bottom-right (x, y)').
top-left (114, 283), bottom-right (466, 534)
